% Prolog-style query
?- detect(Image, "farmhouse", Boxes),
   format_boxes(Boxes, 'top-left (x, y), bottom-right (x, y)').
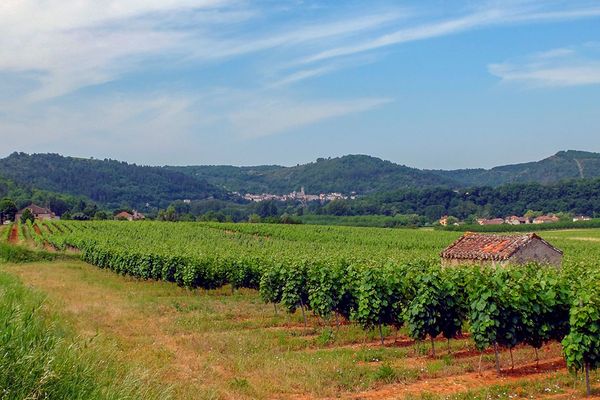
top-left (441, 232), bottom-right (563, 267)
top-left (476, 218), bottom-right (504, 226)
top-left (533, 215), bottom-right (560, 224)
top-left (114, 210), bottom-right (145, 221)
top-left (15, 204), bottom-right (57, 221)
top-left (505, 216), bottom-right (530, 225)
top-left (573, 215), bottom-right (591, 222)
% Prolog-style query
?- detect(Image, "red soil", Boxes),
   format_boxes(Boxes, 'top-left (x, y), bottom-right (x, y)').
top-left (344, 357), bottom-right (569, 400)
top-left (8, 224), bottom-right (18, 244)
top-left (33, 224), bottom-right (42, 236)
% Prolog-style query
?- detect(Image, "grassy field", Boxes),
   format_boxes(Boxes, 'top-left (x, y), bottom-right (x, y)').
top-left (0, 261), bottom-right (170, 399)
top-left (0, 224), bottom-right (599, 399)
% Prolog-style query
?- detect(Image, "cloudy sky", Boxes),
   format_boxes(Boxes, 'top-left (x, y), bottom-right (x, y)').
top-left (1, 0), bottom-right (599, 168)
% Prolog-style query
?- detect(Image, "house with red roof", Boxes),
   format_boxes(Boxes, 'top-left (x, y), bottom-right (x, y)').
top-left (15, 204), bottom-right (57, 222)
top-left (114, 210), bottom-right (145, 221)
top-left (441, 232), bottom-right (562, 267)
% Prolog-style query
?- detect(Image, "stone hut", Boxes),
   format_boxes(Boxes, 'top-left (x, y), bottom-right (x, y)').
top-left (15, 204), bottom-right (56, 222)
top-left (441, 232), bottom-right (563, 267)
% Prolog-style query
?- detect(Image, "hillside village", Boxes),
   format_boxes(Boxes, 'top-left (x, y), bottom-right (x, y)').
top-left (237, 187), bottom-right (355, 203)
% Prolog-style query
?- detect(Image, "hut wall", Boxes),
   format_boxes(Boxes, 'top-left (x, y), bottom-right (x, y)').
top-left (508, 239), bottom-right (562, 267)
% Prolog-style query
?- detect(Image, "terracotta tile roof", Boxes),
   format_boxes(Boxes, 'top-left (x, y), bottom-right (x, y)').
top-left (19, 204), bottom-right (53, 215)
top-left (441, 232), bottom-right (562, 261)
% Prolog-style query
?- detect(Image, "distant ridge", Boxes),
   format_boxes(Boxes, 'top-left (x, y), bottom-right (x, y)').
top-left (1, 150), bottom-right (600, 208)
top-left (0, 152), bottom-right (228, 209)
top-left (169, 155), bottom-right (456, 194)
top-left (171, 150), bottom-right (600, 194)
top-left (432, 150), bottom-right (600, 187)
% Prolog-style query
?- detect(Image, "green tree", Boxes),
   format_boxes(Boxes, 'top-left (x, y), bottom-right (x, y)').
top-left (248, 214), bottom-right (261, 223)
top-left (324, 200), bottom-right (350, 216)
top-left (256, 201), bottom-right (278, 218)
top-left (524, 210), bottom-right (543, 219)
top-left (157, 206), bottom-right (177, 221)
top-left (445, 216), bottom-right (459, 226)
top-left (93, 211), bottom-right (109, 220)
top-left (0, 198), bottom-right (18, 224)
top-left (71, 212), bottom-right (90, 221)
top-left (20, 208), bottom-right (34, 224)
top-left (280, 213), bottom-right (300, 224)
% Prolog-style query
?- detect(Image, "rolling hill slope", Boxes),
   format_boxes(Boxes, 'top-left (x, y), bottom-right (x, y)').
top-left (434, 150), bottom-right (600, 187)
top-left (2, 150), bottom-right (600, 210)
top-left (170, 155), bottom-right (457, 194)
top-left (172, 151), bottom-right (600, 194)
top-left (0, 153), bottom-right (227, 209)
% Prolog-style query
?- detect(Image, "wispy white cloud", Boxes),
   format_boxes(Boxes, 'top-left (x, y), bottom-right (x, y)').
top-left (180, 11), bottom-right (405, 68)
top-left (534, 48), bottom-right (576, 59)
top-left (0, 0), bottom-right (228, 33)
top-left (2, 1), bottom-right (599, 101)
top-left (0, 1), bottom-right (233, 101)
top-left (297, 2), bottom-right (600, 65)
top-left (1, 0), bottom-right (600, 154)
top-left (0, 1), bottom-right (405, 100)
top-left (268, 66), bottom-right (337, 88)
top-left (299, 10), bottom-right (503, 65)
top-left (489, 45), bottom-right (600, 87)
top-left (226, 95), bottom-right (393, 139)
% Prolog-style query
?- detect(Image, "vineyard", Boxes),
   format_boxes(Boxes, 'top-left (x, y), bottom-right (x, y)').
top-left (2, 220), bottom-right (600, 398)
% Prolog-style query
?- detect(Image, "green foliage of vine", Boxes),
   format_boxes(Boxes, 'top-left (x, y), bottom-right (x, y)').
top-left (405, 265), bottom-right (468, 352)
top-left (32, 220), bottom-right (600, 387)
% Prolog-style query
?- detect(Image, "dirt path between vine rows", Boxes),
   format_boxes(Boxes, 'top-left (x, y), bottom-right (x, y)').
top-left (32, 224), bottom-right (57, 252)
top-left (344, 358), bottom-right (568, 399)
top-left (8, 224), bottom-right (18, 244)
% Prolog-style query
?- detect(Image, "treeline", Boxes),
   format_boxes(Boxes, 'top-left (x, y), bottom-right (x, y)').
top-left (158, 199), bottom-right (302, 224)
top-left (0, 152), bottom-right (227, 209)
top-left (317, 178), bottom-right (600, 221)
top-left (5, 151), bottom-right (600, 227)
top-left (0, 177), bottom-right (99, 221)
top-left (157, 178), bottom-right (600, 226)
top-left (9, 177), bottom-right (600, 228)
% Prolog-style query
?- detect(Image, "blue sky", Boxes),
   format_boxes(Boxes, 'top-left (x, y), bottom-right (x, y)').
top-left (0, 0), bottom-right (599, 169)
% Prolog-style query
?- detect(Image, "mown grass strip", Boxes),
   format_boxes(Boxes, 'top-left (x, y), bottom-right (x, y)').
top-left (0, 242), bottom-right (58, 263)
top-left (0, 268), bottom-right (172, 400)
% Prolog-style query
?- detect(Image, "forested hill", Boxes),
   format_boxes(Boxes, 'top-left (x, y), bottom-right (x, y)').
top-left (169, 155), bottom-right (457, 194)
top-left (0, 153), bottom-right (227, 209)
top-left (170, 151), bottom-right (600, 194)
top-left (2, 151), bottom-right (600, 210)
top-left (433, 150), bottom-right (600, 187)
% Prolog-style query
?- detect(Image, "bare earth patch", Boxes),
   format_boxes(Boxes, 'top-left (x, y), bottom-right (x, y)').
top-left (8, 224), bottom-right (19, 244)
